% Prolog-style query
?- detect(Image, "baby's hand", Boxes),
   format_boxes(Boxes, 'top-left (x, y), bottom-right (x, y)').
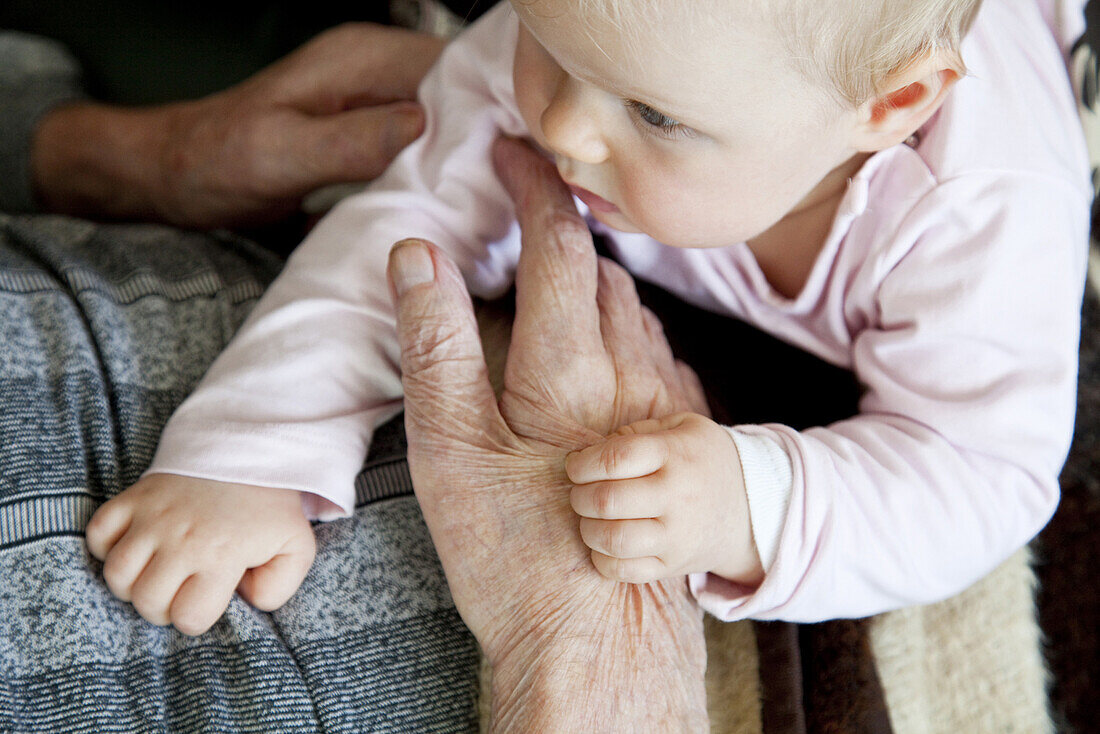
top-left (566, 412), bottom-right (763, 586)
top-left (85, 474), bottom-right (316, 636)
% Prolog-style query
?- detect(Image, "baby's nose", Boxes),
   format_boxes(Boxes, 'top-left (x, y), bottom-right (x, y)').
top-left (539, 77), bottom-right (611, 165)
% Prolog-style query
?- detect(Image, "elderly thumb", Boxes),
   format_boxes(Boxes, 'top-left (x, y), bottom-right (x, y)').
top-left (388, 239), bottom-right (501, 423)
top-left (389, 238), bottom-right (436, 298)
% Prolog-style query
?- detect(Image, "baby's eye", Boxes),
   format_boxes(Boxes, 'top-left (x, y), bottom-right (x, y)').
top-left (625, 100), bottom-right (694, 139)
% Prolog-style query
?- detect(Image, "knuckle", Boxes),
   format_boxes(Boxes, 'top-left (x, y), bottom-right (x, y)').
top-left (84, 515), bottom-right (111, 554)
top-left (401, 316), bottom-right (467, 372)
top-left (315, 22), bottom-right (367, 48)
top-left (252, 575), bottom-right (294, 610)
top-left (131, 595), bottom-right (169, 627)
top-left (535, 208), bottom-right (591, 255)
top-left (591, 484), bottom-right (618, 517)
top-left (569, 482), bottom-right (587, 513)
top-left (101, 546), bottom-right (139, 588)
top-left (593, 552), bottom-right (652, 584)
top-left (249, 587), bottom-right (279, 611)
top-left (599, 440), bottom-right (633, 476)
top-left (84, 513), bottom-right (105, 541)
top-left (609, 557), bottom-right (630, 581)
top-left (597, 260), bottom-right (641, 303)
top-left (613, 558), bottom-right (646, 583)
top-left (608, 522), bottom-right (630, 557)
top-left (550, 209), bottom-right (591, 241)
top-left (330, 21), bottom-right (365, 36)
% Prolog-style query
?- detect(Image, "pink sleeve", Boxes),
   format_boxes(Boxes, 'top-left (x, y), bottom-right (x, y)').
top-left (692, 174), bottom-right (1091, 621)
top-left (144, 4), bottom-right (527, 519)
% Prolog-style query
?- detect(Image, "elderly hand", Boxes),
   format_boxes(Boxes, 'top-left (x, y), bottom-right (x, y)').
top-left (388, 137), bottom-right (711, 732)
top-left (32, 23), bottom-right (445, 228)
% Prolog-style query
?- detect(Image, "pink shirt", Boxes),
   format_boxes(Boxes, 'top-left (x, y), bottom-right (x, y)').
top-left (148, 0), bottom-right (1091, 621)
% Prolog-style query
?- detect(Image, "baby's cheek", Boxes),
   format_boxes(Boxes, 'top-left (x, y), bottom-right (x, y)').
top-left (646, 176), bottom-right (775, 248)
top-left (512, 79), bottom-right (543, 142)
top-left (619, 174), bottom-right (712, 247)
top-left (512, 31), bottom-right (558, 145)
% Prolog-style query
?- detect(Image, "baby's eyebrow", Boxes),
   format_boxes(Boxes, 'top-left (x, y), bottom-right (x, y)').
top-left (515, 6), bottom-right (712, 130)
top-left (562, 61), bottom-right (703, 126)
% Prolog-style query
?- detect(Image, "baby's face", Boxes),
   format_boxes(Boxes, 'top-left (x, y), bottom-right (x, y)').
top-left (511, 0), bottom-right (865, 248)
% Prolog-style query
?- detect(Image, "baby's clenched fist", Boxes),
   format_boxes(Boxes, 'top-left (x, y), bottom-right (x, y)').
top-left (85, 474), bottom-right (316, 636)
top-left (566, 412), bottom-right (764, 586)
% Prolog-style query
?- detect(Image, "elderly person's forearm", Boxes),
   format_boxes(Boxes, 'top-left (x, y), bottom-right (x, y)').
top-left (31, 102), bottom-right (173, 222)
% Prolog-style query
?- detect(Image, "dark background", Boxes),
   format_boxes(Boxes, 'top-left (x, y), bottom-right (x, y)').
top-left (0, 0), bottom-right (496, 105)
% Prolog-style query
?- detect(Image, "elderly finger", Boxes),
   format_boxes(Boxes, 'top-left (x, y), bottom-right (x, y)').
top-left (492, 137), bottom-right (604, 356)
top-left (269, 24), bottom-right (445, 110)
top-left (675, 359), bottom-right (711, 417)
top-left (639, 307), bottom-right (706, 416)
top-left (295, 103), bottom-right (425, 188)
top-left (593, 258), bottom-right (676, 421)
top-left (595, 258), bottom-right (650, 358)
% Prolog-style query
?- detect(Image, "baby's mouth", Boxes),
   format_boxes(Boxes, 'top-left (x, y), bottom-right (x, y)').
top-left (568, 184), bottom-right (620, 215)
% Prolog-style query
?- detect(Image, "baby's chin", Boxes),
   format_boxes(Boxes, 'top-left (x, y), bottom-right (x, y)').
top-left (588, 206), bottom-right (754, 249)
top-left (589, 211), bottom-right (736, 249)
top-left (587, 207), bottom-right (643, 235)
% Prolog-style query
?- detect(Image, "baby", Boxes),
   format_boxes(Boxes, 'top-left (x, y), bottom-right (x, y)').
top-left (86, 0), bottom-right (1091, 633)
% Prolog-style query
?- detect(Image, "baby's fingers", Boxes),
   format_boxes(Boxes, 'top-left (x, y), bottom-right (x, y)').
top-left (566, 430), bottom-right (669, 484)
top-left (579, 517), bottom-right (665, 559)
top-left (99, 531), bottom-right (157, 603)
top-left (237, 534), bottom-right (317, 611)
top-left (85, 499), bottom-right (133, 561)
top-left (569, 474), bottom-right (669, 520)
top-left (171, 569), bottom-right (244, 636)
top-left (129, 550), bottom-right (196, 627)
top-left (589, 551), bottom-right (669, 584)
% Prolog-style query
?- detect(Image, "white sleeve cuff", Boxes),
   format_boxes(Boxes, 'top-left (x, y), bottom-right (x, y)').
top-left (725, 427), bottom-right (793, 571)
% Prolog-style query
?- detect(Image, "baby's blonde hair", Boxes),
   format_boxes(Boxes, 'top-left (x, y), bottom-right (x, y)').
top-left (565, 0), bottom-right (984, 107)
top-left (772, 0), bottom-right (984, 106)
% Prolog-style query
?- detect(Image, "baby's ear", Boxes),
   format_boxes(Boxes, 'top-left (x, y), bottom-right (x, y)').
top-left (851, 53), bottom-right (961, 152)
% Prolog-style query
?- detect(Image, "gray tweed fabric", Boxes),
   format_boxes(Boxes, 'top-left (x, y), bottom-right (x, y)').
top-left (0, 214), bottom-right (479, 733)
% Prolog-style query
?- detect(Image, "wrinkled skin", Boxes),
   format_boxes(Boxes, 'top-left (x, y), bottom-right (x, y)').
top-left (389, 137), bottom-right (711, 732)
